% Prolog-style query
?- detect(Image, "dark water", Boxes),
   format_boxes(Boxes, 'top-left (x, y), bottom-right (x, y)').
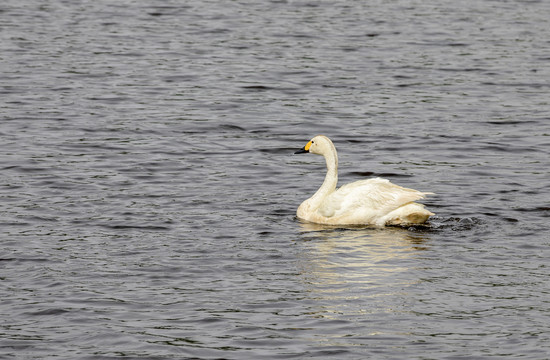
top-left (2, 0), bottom-right (550, 358)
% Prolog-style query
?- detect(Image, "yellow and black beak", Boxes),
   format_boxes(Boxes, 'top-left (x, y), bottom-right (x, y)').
top-left (294, 140), bottom-right (312, 154)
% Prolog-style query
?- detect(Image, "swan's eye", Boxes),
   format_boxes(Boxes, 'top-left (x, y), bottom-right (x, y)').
top-left (311, 141), bottom-right (314, 144)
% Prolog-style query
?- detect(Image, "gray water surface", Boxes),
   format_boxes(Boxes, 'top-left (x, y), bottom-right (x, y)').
top-left (1, 0), bottom-right (550, 359)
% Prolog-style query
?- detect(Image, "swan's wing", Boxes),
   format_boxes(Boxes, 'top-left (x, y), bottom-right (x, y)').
top-left (318, 178), bottom-right (431, 219)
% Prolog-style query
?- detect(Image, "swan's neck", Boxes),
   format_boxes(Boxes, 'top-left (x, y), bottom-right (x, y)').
top-left (310, 145), bottom-right (338, 205)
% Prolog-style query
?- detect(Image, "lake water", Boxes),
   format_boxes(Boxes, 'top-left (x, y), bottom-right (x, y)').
top-left (1, 0), bottom-right (550, 358)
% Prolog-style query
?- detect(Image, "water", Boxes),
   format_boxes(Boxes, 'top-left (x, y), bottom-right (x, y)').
top-left (1, 0), bottom-right (550, 358)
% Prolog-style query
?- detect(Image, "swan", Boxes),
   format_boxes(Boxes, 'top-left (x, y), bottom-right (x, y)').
top-left (294, 135), bottom-right (434, 226)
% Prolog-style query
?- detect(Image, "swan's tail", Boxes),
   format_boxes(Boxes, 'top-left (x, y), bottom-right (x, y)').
top-left (402, 209), bottom-right (434, 225)
top-left (381, 202), bottom-right (434, 226)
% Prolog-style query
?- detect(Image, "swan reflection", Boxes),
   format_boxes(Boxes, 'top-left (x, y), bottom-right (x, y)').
top-left (296, 223), bottom-right (430, 319)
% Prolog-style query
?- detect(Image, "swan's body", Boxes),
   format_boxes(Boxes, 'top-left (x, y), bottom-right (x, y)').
top-left (294, 135), bottom-right (434, 226)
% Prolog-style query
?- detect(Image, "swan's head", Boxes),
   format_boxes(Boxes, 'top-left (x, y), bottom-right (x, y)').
top-left (294, 135), bottom-right (334, 156)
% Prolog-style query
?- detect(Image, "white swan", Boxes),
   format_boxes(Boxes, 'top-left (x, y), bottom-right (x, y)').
top-left (294, 135), bottom-right (434, 226)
